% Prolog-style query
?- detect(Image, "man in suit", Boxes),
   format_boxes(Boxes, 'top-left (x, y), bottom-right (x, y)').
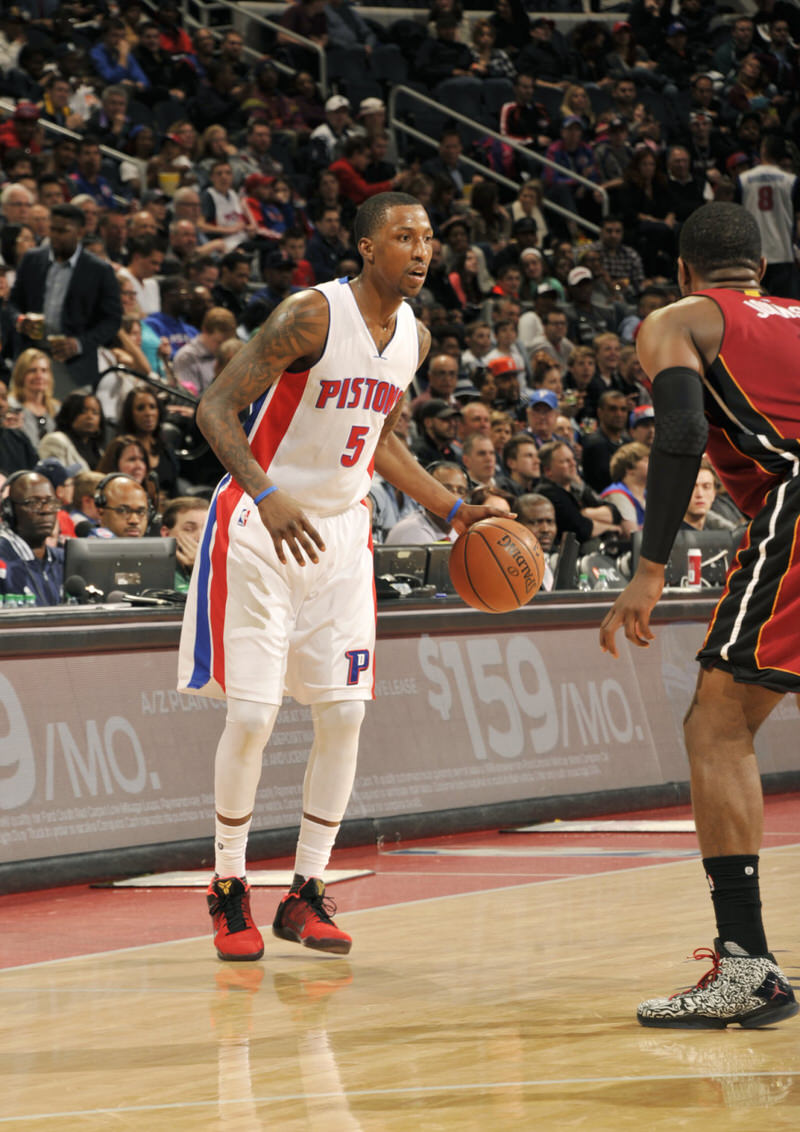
top-left (9, 203), bottom-right (122, 398)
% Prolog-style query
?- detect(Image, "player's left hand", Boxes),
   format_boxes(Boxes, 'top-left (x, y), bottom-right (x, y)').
top-left (450, 503), bottom-right (516, 536)
top-left (599, 563), bottom-right (665, 658)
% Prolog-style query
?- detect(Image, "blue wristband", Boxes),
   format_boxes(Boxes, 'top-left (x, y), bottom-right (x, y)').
top-left (446, 498), bottom-right (464, 524)
top-left (253, 486), bottom-right (278, 505)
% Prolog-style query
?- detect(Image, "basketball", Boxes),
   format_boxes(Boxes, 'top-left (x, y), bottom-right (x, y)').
top-left (448, 517), bottom-right (545, 613)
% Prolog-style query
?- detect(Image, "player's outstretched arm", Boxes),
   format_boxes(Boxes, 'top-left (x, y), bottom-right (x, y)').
top-left (197, 290), bottom-right (330, 566)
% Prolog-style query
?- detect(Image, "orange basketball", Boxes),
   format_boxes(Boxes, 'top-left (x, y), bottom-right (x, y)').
top-left (448, 517), bottom-right (545, 613)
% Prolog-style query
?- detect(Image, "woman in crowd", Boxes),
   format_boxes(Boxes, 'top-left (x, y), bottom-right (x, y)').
top-left (619, 147), bottom-right (676, 274)
top-left (605, 19), bottom-right (659, 85)
top-left (510, 180), bottom-right (549, 247)
top-left (469, 18), bottom-right (516, 80)
top-left (448, 248), bottom-right (489, 322)
top-left (8, 348), bottom-right (59, 447)
top-left (119, 387), bottom-right (179, 500)
top-left (38, 391), bottom-right (105, 471)
top-left (559, 83), bottom-right (596, 134)
top-left (96, 433), bottom-right (149, 484)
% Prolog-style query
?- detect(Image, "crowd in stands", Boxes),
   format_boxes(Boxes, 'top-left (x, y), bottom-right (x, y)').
top-left (0, 0), bottom-right (796, 604)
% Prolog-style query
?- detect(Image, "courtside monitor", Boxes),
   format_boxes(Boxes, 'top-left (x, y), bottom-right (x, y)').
top-left (64, 536), bottom-right (177, 597)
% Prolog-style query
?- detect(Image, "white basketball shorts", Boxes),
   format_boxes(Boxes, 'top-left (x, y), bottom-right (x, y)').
top-left (178, 484), bottom-right (376, 705)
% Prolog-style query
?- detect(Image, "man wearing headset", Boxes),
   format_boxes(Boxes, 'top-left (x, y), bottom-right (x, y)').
top-left (89, 473), bottom-right (149, 539)
top-left (0, 470), bottom-right (64, 605)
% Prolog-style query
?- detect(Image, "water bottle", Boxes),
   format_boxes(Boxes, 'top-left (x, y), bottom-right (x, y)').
top-left (3, 593), bottom-right (23, 608)
top-left (594, 570), bottom-right (610, 592)
top-left (577, 573), bottom-right (592, 593)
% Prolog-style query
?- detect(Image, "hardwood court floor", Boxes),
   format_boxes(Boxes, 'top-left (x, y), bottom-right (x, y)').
top-left (2, 799), bottom-right (799, 1130)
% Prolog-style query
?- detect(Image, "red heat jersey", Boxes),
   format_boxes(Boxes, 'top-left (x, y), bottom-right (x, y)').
top-left (696, 287), bottom-right (800, 518)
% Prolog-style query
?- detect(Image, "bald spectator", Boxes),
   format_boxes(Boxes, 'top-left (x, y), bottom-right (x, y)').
top-left (128, 209), bottom-right (159, 242)
top-left (516, 491), bottom-right (557, 589)
top-left (412, 353), bottom-right (460, 417)
top-left (174, 307), bottom-right (237, 395)
top-left (0, 470), bottom-right (63, 605)
top-left (458, 401), bottom-right (491, 443)
top-left (92, 474), bottom-right (149, 539)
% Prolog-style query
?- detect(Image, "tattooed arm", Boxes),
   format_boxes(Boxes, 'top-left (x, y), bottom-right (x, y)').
top-left (196, 289), bottom-right (330, 565)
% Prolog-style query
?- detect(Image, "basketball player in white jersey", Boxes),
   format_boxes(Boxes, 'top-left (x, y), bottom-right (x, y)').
top-left (178, 193), bottom-right (504, 960)
top-left (736, 133), bottom-right (800, 299)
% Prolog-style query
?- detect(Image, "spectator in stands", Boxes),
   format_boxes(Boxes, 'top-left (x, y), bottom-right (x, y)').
top-left (421, 128), bottom-right (472, 200)
top-left (239, 121), bottom-right (286, 181)
top-left (0, 182), bottom-right (33, 231)
top-left (600, 441), bottom-right (648, 536)
top-left (488, 355), bottom-right (526, 420)
top-left (620, 146), bottom-right (677, 276)
top-left (326, 0), bottom-right (377, 56)
top-left (8, 348), bottom-right (58, 448)
top-left (211, 250), bottom-right (252, 325)
top-left (86, 84), bottom-right (134, 152)
top-left (199, 160), bottom-right (255, 248)
top-left (90, 17), bottom-right (149, 92)
top-left (681, 458), bottom-right (730, 532)
top-left (665, 144), bottom-right (707, 221)
top-left (67, 470), bottom-right (102, 533)
top-left (628, 404), bottom-right (655, 448)
top-left (0, 379), bottom-right (38, 477)
top-left (524, 388), bottom-right (559, 448)
top-left (68, 137), bottom-right (117, 212)
top-left (543, 115), bottom-right (602, 231)
top-left (0, 470), bottom-right (63, 605)
top-left (459, 400), bottom-right (492, 443)
top-left (278, 0), bottom-right (328, 72)
top-left (617, 344), bottom-right (651, 409)
top-left (538, 440), bottom-right (620, 544)
top-left (589, 214), bottom-right (645, 302)
top-left (563, 267), bottom-right (616, 347)
top-left (489, 408), bottom-right (513, 455)
top-left (132, 20), bottom-right (183, 99)
top-left (415, 13), bottom-right (474, 88)
top-left (461, 432), bottom-right (497, 488)
top-left (448, 248), bottom-right (490, 322)
top-left (384, 460), bottom-right (468, 545)
top-left (412, 399), bottom-right (462, 466)
top-left (309, 94), bottom-right (358, 171)
top-left (713, 16), bottom-right (756, 79)
top-left (528, 309), bottom-right (574, 373)
top-left (461, 320), bottom-right (494, 380)
top-left (581, 389), bottom-right (630, 493)
top-left (497, 434), bottom-right (540, 497)
top-left (0, 102), bottom-right (43, 162)
top-left (516, 17), bottom-right (569, 88)
top-left (173, 307), bottom-right (237, 396)
top-left (306, 206), bottom-right (348, 284)
top-left (118, 235), bottom-right (163, 317)
top-left (618, 286), bottom-right (669, 345)
top-left (412, 353), bottom-right (460, 418)
top-left (605, 20), bottom-right (657, 86)
top-left (38, 391), bottom-right (105, 472)
top-left (160, 496), bottom-right (210, 592)
top-left (329, 137), bottom-right (404, 206)
top-left (92, 472), bottom-right (149, 538)
top-left (157, 1), bottom-right (195, 57)
top-left (96, 433), bottom-right (149, 490)
top-left (244, 249), bottom-right (301, 324)
top-left (188, 61), bottom-right (246, 135)
top-left (119, 387), bottom-right (178, 500)
top-left (657, 21), bottom-right (698, 91)
top-left (516, 491), bottom-right (557, 583)
top-left (10, 203), bottom-right (122, 396)
top-left (33, 455), bottom-right (80, 539)
top-left (469, 17), bottom-right (516, 80)
top-left (144, 278), bottom-right (198, 359)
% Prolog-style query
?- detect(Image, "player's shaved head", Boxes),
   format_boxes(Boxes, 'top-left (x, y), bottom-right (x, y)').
top-left (679, 202), bottom-right (761, 274)
top-left (353, 192), bottom-right (424, 243)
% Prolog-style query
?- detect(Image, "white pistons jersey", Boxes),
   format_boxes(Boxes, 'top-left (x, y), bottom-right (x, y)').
top-left (738, 164), bottom-right (800, 263)
top-left (244, 277), bottom-right (419, 515)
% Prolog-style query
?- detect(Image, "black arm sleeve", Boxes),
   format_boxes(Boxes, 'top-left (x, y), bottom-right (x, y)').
top-left (639, 366), bottom-right (709, 564)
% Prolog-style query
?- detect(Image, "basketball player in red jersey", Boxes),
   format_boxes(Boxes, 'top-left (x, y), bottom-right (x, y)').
top-left (179, 193), bottom-right (505, 961)
top-left (600, 202), bottom-right (799, 1028)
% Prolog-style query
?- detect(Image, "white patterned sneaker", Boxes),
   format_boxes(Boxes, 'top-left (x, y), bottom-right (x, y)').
top-left (637, 939), bottom-right (798, 1029)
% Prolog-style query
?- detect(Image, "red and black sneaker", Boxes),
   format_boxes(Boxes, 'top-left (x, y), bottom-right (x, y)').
top-left (207, 876), bottom-right (265, 962)
top-left (272, 877), bottom-right (352, 955)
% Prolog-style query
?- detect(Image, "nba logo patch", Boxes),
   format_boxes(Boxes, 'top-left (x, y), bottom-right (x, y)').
top-left (237, 508), bottom-right (251, 526)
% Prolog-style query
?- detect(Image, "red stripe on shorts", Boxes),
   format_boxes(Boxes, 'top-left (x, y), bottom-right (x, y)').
top-left (210, 483), bottom-right (243, 691)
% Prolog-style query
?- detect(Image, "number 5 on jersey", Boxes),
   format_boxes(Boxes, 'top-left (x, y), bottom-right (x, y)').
top-left (341, 424), bottom-right (370, 467)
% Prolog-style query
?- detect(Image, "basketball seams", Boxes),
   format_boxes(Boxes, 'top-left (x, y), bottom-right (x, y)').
top-left (476, 529), bottom-right (520, 608)
top-left (460, 530), bottom-right (497, 613)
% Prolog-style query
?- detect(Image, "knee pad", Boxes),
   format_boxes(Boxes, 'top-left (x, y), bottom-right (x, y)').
top-left (312, 700), bottom-right (365, 738)
top-left (226, 697), bottom-right (280, 737)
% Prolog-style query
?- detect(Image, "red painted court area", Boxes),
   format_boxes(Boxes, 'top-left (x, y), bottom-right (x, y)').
top-left (3, 794), bottom-right (798, 970)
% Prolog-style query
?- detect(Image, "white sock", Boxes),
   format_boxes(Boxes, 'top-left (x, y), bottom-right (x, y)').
top-left (215, 817), bottom-right (252, 879)
top-left (213, 698), bottom-right (279, 878)
top-left (294, 700), bottom-right (364, 880)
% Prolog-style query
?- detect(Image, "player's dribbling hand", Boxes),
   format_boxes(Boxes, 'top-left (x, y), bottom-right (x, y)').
top-left (599, 564), bottom-right (664, 658)
top-left (257, 490), bottom-right (326, 566)
top-left (450, 503), bottom-right (517, 536)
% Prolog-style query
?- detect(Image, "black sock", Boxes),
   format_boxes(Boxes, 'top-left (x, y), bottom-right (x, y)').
top-left (703, 854), bottom-right (769, 957)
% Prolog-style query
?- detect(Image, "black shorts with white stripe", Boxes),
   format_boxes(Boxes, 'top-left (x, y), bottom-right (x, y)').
top-left (697, 471), bottom-right (800, 693)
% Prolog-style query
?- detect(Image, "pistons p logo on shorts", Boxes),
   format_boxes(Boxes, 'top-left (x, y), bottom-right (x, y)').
top-left (345, 648), bottom-right (371, 685)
